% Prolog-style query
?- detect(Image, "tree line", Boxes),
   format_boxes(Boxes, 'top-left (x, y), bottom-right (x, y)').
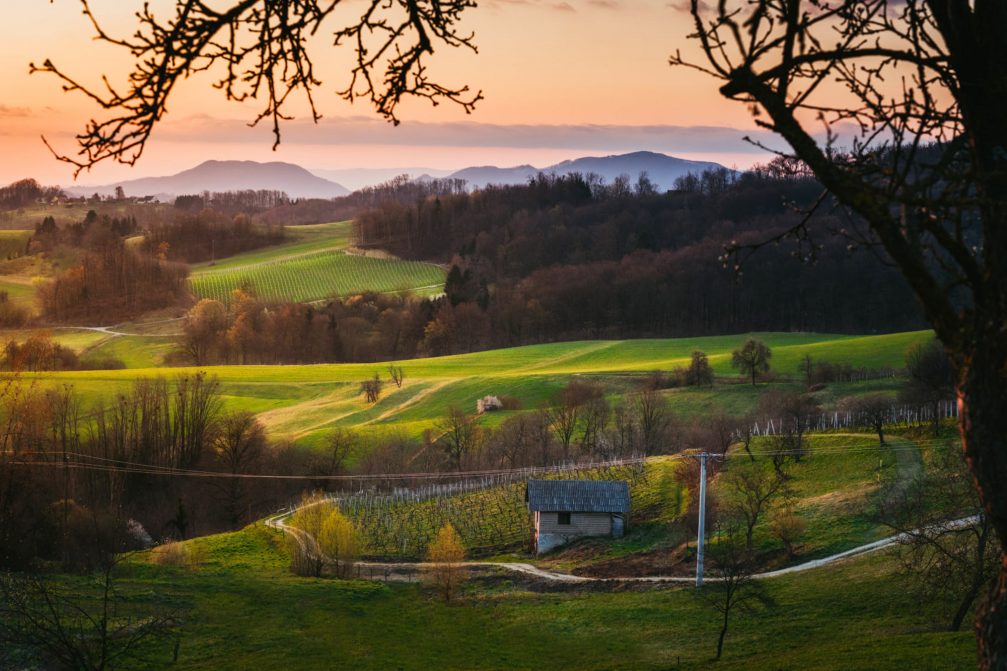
top-left (351, 168), bottom-right (925, 344)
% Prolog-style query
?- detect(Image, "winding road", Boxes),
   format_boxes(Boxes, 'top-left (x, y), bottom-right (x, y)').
top-left (265, 503), bottom-right (979, 585)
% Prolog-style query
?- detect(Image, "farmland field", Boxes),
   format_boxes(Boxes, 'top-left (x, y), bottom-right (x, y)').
top-left (189, 221), bottom-right (446, 303)
top-left (26, 330), bottom-right (933, 446)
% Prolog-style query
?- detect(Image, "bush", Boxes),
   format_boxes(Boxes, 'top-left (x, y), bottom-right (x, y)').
top-left (498, 395), bottom-right (523, 411)
top-left (685, 350), bottom-right (714, 386)
top-left (425, 523), bottom-right (467, 603)
top-left (83, 356), bottom-right (127, 370)
top-left (318, 510), bottom-right (360, 579)
top-left (770, 508), bottom-right (807, 557)
top-left (0, 292), bottom-right (30, 327)
top-left (2, 335), bottom-right (79, 371)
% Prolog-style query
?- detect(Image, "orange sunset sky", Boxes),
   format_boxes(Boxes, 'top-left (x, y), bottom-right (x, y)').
top-left (0, 1), bottom-right (774, 187)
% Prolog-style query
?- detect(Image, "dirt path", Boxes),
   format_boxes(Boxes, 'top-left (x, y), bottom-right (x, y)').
top-left (362, 379), bottom-right (456, 426)
top-left (265, 505), bottom-right (977, 585)
top-left (52, 317), bottom-right (184, 338)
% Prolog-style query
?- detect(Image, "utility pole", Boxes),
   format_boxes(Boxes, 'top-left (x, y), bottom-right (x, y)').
top-left (696, 452), bottom-right (709, 587)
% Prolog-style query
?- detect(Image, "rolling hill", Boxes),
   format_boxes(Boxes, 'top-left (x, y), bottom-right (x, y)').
top-left (448, 151), bottom-right (728, 191)
top-left (187, 221), bottom-right (446, 304)
top-left (67, 160), bottom-right (350, 200)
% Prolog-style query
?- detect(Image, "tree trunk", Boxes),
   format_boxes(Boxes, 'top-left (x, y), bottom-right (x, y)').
top-left (954, 520), bottom-right (992, 633)
top-left (959, 337), bottom-right (1007, 669)
top-left (716, 607), bottom-right (729, 660)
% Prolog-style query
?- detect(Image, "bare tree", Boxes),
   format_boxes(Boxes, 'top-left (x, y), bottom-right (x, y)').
top-left (759, 391), bottom-right (820, 463)
top-left (883, 444), bottom-right (999, 632)
top-left (840, 393), bottom-right (893, 446)
top-left (360, 373), bottom-right (384, 403)
top-left (0, 563), bottom-right (178, 670)
top-left (699, 527), bottom-right (774, 660)
top-left (901, 339), bottom-right (954, 435)
top-left (435, 406), bottom-right (480, 471)
top-left (633, 389), bottom-right (674, 456)
top-left (723, 463), bottom-right (790, 549)
top-left (798, 353), bottom-right (815, 389)
top-left (547, 380), bottom-right (602, 461)
top-left (579, 395), bottom-right (610, 457)
top-left (212, 411), bottom-right (266, 526)
top-left (311, 428), bottom-right (357, 482)
top-left (33, 0), bottom-right (481, 174)
top-left (673, 3), bottom-right (1007, 660)
top-left (387, 365), bottom-right (405, 389)
top-left (707, 408), bottom-right (743, 456)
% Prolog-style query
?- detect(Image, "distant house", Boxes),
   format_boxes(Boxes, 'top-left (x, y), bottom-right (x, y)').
top-left (525, 479), bottom-right (630, 554)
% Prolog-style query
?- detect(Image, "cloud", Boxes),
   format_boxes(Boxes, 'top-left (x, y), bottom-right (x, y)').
top-left (552, 1), bottom-right (576, 10)
top-left (154, 114), bottom-right (782, 156)
top-left (588, 0), bottom-right (619, 8)
top-left (0, 105), bottom-right (30, 118)
top-left (667, 1), bottom-right (712, 13)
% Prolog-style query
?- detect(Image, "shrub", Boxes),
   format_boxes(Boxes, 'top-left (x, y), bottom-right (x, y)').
top-left (318, 510), bottom-right (360, 579)
top-left (425, 523), bottom-right (467, 603)
top-left (685, 350), bottom-right (714, 386)
top-left (770, 508), bottom-right (807, 557)
top-left (498, 395), bottom-right (523, 411)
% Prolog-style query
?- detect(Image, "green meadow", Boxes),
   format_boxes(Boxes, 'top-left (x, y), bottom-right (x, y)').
top-left (89, 482), bottom-right (970, 671)
top-left (23, 330), bottom-right (933, 446)
top-left (188, 221), bottom-right (446, 303)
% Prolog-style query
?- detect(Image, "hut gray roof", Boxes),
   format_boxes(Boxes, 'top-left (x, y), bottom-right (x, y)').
top-left (525, 480), bottom-right (630, 513)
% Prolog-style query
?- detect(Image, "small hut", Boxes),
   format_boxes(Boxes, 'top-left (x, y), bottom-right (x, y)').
top-left (525, 479), bottom-right (630, 554)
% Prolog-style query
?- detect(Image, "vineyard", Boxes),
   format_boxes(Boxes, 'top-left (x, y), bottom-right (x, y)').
top-left (297, 458), bottom-right (680, 559)
top-left (190, 250), bottom-right (446, 303)
top-left (0, 229), bottom-right (30, 259)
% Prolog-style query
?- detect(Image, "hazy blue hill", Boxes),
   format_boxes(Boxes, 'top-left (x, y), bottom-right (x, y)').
top-left (447, 151), bottom-right (728, 191)
top-left (68, 160), bottom-right (350, 200)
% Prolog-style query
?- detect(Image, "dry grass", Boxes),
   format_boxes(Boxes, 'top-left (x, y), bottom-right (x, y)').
top-left (152, 540), bottom-right (207, 570)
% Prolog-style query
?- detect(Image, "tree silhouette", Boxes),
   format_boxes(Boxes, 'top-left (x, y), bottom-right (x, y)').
top-left (33, 0), bottom-right (481, 175)
top-left (673, 1), bottom-right (1007, 664)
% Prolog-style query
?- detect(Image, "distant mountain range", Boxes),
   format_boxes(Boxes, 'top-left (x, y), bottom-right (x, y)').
top-left (445, 151), bottom-right (727, 191)
top-left (67, 160), bottom-right (350, 200)
top-left (66, 152), bottom-right (726, 200)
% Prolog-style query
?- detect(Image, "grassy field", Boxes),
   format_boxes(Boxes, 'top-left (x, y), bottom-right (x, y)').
top-left (5, 329), bottom-right (972, 670)
top-left (22, 330), bottom-right (933, 446)
top-left (65, 520), bottom-right (968, 670)
top-left (189, 222), bottom-right (446, 303)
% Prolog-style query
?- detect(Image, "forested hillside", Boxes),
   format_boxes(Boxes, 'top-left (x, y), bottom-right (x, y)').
top-left (354, 167), bottom-right (925, 343)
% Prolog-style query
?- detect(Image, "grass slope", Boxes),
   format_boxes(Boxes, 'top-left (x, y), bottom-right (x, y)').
top-left (189, 221), bottom-right (445, 303)
top-left (100, 522), bottom-right (972, 670)
top-left (24, 330), bottom-right (933, 445)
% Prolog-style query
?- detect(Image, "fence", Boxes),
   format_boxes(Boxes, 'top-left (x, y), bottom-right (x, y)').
top-left (745, 399), bottom-right (957, 437)
top-left (285, 457), bottom-right (653, 559)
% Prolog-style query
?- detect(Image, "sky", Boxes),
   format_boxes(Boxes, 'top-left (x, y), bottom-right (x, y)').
top-left (0, 0), bottom-right (776, 187)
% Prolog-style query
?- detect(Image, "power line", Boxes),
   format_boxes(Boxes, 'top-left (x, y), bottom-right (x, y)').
top-left (2, 436), bottom-right (958, 481)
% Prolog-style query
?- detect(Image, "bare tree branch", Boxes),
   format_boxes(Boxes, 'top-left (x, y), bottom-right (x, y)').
top-left (31, 0), bottom-right (481, 176)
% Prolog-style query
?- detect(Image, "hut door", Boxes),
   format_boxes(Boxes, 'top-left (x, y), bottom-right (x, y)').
top-left (612, 514), bottom-right (625, 538)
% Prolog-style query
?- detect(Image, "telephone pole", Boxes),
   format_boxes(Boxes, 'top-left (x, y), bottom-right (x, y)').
top-left (691, 451), bottom-right (722, 587)
top-left (696, 452), bottom-right (709, 587)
